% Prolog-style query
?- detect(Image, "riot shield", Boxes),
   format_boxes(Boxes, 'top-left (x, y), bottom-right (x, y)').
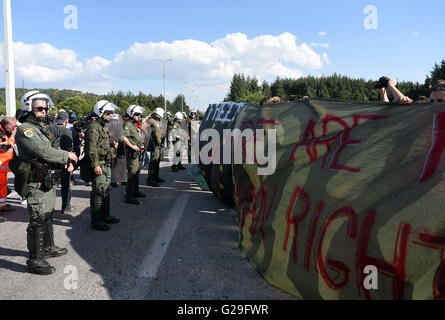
top-left (107, 113), bottom-right (127, 183)
top-left (160, 119), bottom-right (168, 141)
top-left (106, 113), bottom-right (124, 143)
top-left (141, 121), bottom-right (152, 149)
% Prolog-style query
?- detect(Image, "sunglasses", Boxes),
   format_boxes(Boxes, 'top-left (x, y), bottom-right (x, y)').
top-left (33, 107), bottom-right (49, 112)
top-left (104, 111), bottom-right (113, 116)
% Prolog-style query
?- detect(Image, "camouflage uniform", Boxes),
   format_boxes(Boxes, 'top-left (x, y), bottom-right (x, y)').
top-left (84, 118), bottom-right (117, 229)
top-left (146, 117), bottom-right (163, 186)
top-left (124, 120), bottom-right (143, 198)
top-left (15, 116), bottom-right (69, 274)
top-left (171, 121), bottom-right (186, 172)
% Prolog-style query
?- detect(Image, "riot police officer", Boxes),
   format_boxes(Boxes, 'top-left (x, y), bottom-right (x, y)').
top-left (165, 112), bottom-right (173, 148)
top-left (171, 112), bottom-right (187, 172)
top-left (84, 100), bottom-right (119, 231)
top-left (123, 105), bottom-right (146, 204)
top-left (187, 109), bottom-right (198, 164)
top-left (15, 91), bottom-right (78, 275)
top-left (146, 108), bottom-right (165, 187)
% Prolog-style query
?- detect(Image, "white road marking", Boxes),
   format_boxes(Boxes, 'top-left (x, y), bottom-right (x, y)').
top-left (138, 192), bottom-right (191, 278)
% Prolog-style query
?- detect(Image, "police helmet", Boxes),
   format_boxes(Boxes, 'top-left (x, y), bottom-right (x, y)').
top-left (20, 91), bottom-right (55, 113)
top-left (127, 105), bottom-right (146, 118)
top-left (93, 100), bottom-right (117, 117)
top-left (152, 108), bottom-right (165, 120)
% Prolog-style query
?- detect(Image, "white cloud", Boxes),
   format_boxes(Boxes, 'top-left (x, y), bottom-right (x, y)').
top-left (413, 31), bottom-right (419, 36)
top-left (318, 32), bottom-right (328, 36)
top-left (1, 32), bottom-right (328, 108)
top-left (311, 42), bottom-right (330, 49)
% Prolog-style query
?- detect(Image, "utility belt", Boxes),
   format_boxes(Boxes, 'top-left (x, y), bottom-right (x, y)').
top-left (28, 161), bottom-right (61, 191)
top-left (125, 145), bottom-right (141, 160)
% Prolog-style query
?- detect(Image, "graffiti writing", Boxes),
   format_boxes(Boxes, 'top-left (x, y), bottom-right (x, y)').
top-left (204, 102), bottom-right (245, 123)
top-left (289, 114), bottom-right (386, 173)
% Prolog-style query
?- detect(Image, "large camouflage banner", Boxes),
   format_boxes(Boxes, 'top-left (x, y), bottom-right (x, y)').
top-left (231, 99), bottom-right (445, 300)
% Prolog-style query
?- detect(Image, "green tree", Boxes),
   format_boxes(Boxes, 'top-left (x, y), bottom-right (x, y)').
top-left (57, 96), bottom-right (91, 116)
top-left (425, 59), bottom-right (445, 87)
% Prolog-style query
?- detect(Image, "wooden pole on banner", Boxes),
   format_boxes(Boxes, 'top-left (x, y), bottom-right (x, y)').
top-left (3, 0), bottom-right (16, 117)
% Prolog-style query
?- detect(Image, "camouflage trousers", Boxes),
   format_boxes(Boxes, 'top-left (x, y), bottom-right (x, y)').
top-left (26, 182), bottom-right (56, 225)
top-left (148, 147), bottom-right (161, 181)
top-left (126, 157), bottom-right (141, 197)
top-left (26, 182), bottom-right (57, 259)
top-left (90, 164), bottom-right (112, 223)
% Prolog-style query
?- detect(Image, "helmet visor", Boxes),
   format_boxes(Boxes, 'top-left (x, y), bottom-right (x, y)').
top-left (30, 94), bottom-right (55, 110)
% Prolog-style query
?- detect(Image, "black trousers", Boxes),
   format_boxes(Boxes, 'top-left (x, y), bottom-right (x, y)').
top-left (60, 169), bottom-right (71, 211)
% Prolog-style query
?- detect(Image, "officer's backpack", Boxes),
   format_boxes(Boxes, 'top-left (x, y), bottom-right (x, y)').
top-left (8, 150), bottom-right (31, 197)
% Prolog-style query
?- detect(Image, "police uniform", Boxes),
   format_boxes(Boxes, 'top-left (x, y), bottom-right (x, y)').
top-left (166, 119), bottom-right (173, 148)
top-left (84, 117), bottom-right (118, 230)
top-left (171, 121), bottom-right (186, 172)
top-left (124, 119), bottom-right (144, 200)
top-left (146, 117), bottom-right (163, 186)
top-left (15, 116), bottom-right (69, 274)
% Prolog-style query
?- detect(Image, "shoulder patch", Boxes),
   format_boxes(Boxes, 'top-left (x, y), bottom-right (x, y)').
top-left (22, 128), bottom-right (34, 138)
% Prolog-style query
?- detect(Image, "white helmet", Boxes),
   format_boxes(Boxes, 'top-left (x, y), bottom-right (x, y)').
top-left (94, 100), bottom-right (117, 117)
top-left (174, 112), bottom-right (184, 121)
top-left (152, 107), bottom-right (165, 120)
top-left (127, 105), bottom-right (146, 118)
top-left (190, 109), bottom-right (197, 115)
top-left (20, 91), bottom-right (55, 112)
top-left (166, 112), bottom-right (172, 117)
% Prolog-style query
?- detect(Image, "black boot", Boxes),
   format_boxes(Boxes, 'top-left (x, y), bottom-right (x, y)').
top-left (27, 224), bottom-right (56, 275)
top-left (154, 165), bottom-right (165, 182)
top-left (177, 162), bottom-right (186, 170)
top-left (43, 217), bottom-right (68, 259)
top-left (91, 196), bottom-right (110, 231)
top-left (104, 194), bottom-right (120, 223)
top-left (125, 196), bottom-right (141, 204)
top-left (154, 176), bottom-right (165, 183)
top-left (146, 171), bottom-right (160, 187)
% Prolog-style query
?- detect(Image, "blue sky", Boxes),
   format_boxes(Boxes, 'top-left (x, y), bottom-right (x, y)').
top-left (1, 0), bottom-right (444, 110)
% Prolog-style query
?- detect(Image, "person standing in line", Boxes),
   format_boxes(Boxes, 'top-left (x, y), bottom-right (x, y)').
top-left (146, 108), bottom-right (165, 187)
top-left (84, 100), bottom-right (120, 231)
top-left (123, 105), bottom-right (146, 204)
top-left (15, 91), bottom-right (78, 275)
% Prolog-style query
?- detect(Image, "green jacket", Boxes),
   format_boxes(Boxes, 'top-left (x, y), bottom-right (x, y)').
top-left (124, 120), bottom-right (143, 148)
top-left (85, 118), bottom-right (116, 168)
top-left (16, 117), bottom-right (69, 166)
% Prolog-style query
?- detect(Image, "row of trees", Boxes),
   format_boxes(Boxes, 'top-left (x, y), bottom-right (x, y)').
top-left (225, 59), bottom-right (445, 104)
top-left (0, 89), bottom-right (191, 117)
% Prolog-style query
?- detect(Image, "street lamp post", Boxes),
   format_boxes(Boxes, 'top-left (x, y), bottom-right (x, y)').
top-left (3, 0), bottom-right (16, 117)
top-left (175, 81), bottom-right (188, 113)
top-left (154, 58), bottom-right (173, 113)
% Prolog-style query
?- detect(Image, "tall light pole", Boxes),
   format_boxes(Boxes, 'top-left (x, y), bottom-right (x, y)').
top-left (190, 90), bottom-right (195, 111)
top-left (175, 81), bottom-right (188, 113)
top-left (3, 0), bottom-right (16, 117)
top-left (154, 58), bottom-right (172, 113)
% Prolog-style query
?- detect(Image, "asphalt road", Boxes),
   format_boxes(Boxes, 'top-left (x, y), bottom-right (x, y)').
top-left (0, 160), bottom-right (295, 300)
